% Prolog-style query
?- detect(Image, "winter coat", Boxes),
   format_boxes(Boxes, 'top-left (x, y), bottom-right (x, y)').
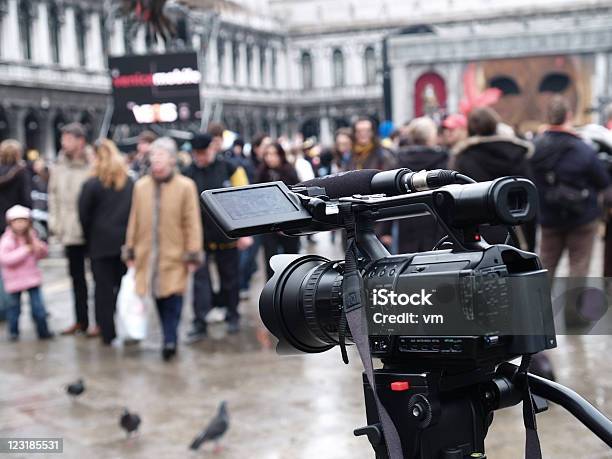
top-left (451, 135), bottom-right (534, 182)
top-left (451, 135), bottom-right (535, 247)
top-left (0, 228), bottom-right (48, 294)
top-left (397, 145), bottom-right (449, 172)
top-left (530, 130), bottom-right (610, 229)
top-left (78, 177), bottom-right (134, 260)
top-left (123, 174), bottom-right (203, 298)
top-left (0, 163), bottom-right (32, 233)
top-left (48, 153), bottom-right (91, 246)
top-left (396, 146), bottom-right (449, 253)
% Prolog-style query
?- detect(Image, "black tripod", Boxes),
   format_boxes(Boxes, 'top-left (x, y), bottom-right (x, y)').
top-left (354, 362), bottom-right (612, 458)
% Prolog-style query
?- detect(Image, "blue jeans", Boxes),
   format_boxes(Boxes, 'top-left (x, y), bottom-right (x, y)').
top-left (0, 275), bottom-right (8, 321)
top-left (155, 295), bottom-right (182, 346)
top-left (7, 287), bottom-right (51, 338)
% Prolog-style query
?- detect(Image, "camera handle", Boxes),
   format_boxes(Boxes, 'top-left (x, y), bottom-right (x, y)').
top-left (498, 363), bottom-right (612, 447)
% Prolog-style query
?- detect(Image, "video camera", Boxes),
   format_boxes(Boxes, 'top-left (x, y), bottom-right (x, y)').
top-left (201, 168), bottom-right (611, 459)
top-left (202, 168), bottom-right (555, 364)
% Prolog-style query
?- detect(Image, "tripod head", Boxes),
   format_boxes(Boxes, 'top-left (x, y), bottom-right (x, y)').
top-left (356, 361), bottom-right (612, 458)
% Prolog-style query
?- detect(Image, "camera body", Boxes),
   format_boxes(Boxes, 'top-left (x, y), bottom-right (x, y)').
top-left (365, 244), bottom-right (556, 368)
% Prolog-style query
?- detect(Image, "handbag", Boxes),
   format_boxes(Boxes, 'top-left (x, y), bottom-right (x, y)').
top-left (544, 180), bottom-right (590, 215)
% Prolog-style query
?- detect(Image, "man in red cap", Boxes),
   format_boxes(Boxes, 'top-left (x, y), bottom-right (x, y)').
top-left (440, 114), bottom-right (468, 150)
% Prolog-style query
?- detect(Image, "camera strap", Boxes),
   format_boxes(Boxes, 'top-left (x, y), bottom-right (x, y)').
top-left (340, 208), bottom-right (404, 459)
top-left (518, 355), bottom-right (543, 459)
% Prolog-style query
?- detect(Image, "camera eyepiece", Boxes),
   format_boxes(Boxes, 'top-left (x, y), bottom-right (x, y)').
top-left (435, 177), bottom-right (537, 227)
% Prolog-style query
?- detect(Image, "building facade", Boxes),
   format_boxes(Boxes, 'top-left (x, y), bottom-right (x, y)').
top-left (1, 0), bottom-right (611, 157)
top-left (0, 0), bottom-right (108, 156)
top-left (386, 2), bottom-right (612, 132)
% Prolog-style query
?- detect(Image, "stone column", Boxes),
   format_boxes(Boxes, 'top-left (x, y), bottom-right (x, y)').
top-left (594, 52), bottom-right (608, 124)
top-left (269, 113), bottom-right (278, 138)
top-left (263, 46), bottom-right (273, 89)
top-left (288, 48), bottom-right (302, 91)
top-left (446, 62), bottom-right (463, 115)
top-left (391, 64), bottom-right (410, 125)
top-left (607, 51), bottom-right (612, 111)
top-left (194, 32), bottom-right (205, 73)
top-left (319, 111), bottom-right (331, 145)
top-left (33, 1), bottom-right (51, 64)
top-left (134, 25), bottom-right (146, 54)
top-left (277, 45), bottom-right (288, 90)
top-left (1, 0), bottom-right (20, 60)
top-left (223, 39), bottom-right (232, 86)
top-left (252, 44), bottom-right (261, 88)
top-left (206, 33), bottom-right (219, 85)
top-left (110, 18), bottom-right (125, 56)
top-left (238, 41), bottom-right (248, 87)
top-left (12, 107), bottom-right (27, 146)
top-left (38, 109), bottom-right (53, 159)
top-left (314, 46), bottom-right (332, 88)
top-left (87, 11), bottom-right (105, 70)
top-left (60, 6), bottom-right (78, 67)
top-left (191, 32), bottom-right (200, 52)
top-left (348, 44), bottom-right (365, 87)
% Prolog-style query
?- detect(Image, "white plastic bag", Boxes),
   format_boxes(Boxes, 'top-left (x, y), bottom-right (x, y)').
top-left (116, 268), bottom-right (148, 341)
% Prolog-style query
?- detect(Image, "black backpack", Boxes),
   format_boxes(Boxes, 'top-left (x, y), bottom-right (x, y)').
top-left (538, 137), bottom-right (590, 216)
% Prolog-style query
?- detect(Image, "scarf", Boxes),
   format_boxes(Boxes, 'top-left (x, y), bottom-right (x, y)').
top-left (352, 142), bottom-right (375, 169)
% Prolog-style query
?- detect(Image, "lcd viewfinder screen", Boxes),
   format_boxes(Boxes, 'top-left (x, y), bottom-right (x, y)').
top-left (214, 185), bottom-right (298, 220)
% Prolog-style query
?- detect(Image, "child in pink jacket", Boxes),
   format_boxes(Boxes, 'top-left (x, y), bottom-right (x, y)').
top-left (0, 205), bottom-right (52, 341)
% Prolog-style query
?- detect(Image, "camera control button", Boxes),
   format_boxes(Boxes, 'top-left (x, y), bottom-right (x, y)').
top-left (378, 270), bottom-right (386, 277)
top-left (390, 381), bottom-right (410, 392)
top-left (389, 269), bottom-right (396, 275)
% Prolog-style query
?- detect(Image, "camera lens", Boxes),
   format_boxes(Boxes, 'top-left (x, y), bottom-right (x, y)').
top-left (259, 254), bottom-right (345, 354)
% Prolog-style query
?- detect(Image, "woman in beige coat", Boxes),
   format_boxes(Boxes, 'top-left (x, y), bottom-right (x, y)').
top-left (123, 137), bottom-right (202, 361)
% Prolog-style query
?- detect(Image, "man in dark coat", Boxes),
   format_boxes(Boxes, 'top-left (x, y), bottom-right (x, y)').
top-left (451, 108), bottom-right (533, 182)
top-left (396, 117), bottom-right (449, 253)
top-left (451, 107), bottom-right (535, 249)
top-left (183, 132), bottom-right (251, 339)
top-left (530, 96), bottom-right (609, 277)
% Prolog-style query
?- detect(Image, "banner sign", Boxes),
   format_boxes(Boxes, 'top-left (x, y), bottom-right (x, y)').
top-left (108, 52), bottom-right (202, 124)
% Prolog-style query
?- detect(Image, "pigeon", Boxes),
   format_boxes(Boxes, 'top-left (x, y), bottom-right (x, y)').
top-left (190, 401), bottom-right (229, 451)
top-left (120, 408), bottom-right (141, 437)
top-left (66, 379), bottom-right (85, 397)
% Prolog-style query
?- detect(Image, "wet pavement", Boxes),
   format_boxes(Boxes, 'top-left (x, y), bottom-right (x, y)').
top-left (1, 233), bottom-right (611, 459)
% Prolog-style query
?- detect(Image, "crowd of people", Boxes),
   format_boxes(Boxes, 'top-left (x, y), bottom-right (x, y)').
top-left (0, 94), bottom-right (611, 365)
